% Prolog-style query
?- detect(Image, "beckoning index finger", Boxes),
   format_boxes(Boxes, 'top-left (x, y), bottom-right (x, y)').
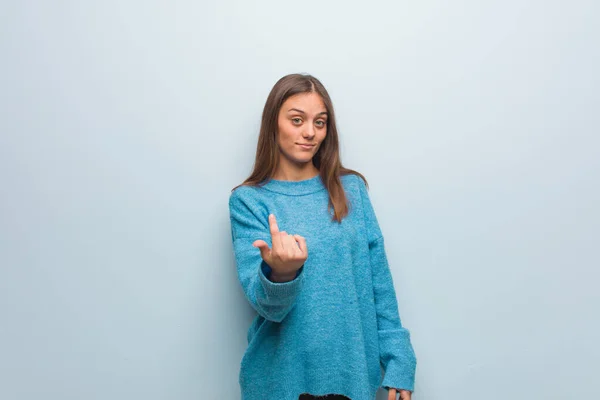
top-left (268, 214), bottom-right (282, 249)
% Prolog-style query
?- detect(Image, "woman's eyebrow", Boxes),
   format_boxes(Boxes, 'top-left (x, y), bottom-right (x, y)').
top-left (287, 108), bottom-right (328, 116)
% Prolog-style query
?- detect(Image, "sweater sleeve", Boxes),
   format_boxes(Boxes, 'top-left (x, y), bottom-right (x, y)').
top-left (356, 177), bottom-right (417, 392)
top-left (229, 188), bottom-right (305, 323)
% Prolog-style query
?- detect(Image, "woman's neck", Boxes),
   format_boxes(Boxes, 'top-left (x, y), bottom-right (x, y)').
top-left (272, 166), bottom-right (319, 182)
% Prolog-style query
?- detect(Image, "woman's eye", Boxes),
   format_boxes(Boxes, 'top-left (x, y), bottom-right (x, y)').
top-left (292, 118), bottom-right (302, 124)
top-left (316, 120), bottom-right (326, 127)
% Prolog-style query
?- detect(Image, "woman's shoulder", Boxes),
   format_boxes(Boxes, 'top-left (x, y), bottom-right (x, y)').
top-left (340, 171), bottom-right (368, 194)
top-left (229, 182), bottom-right (261, 208)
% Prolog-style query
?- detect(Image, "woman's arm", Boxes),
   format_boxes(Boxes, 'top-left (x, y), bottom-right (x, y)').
top-left (229, 188), bottom-right (305, 323)
top-left (356, 176), bottom-right (417, 392)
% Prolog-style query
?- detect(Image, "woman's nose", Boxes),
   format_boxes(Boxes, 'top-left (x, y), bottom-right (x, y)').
top-left (303, 125), bottom-right (315, 138)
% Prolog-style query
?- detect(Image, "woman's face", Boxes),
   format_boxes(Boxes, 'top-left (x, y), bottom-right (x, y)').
top-left (276, 92), bottom-right (328, 168)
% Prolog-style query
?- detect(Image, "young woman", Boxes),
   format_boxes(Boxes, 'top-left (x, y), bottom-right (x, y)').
top-left (229, 73), bottom-right (417, 400)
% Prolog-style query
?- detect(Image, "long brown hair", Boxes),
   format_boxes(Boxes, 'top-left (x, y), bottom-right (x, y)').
top-left (232, 73), bottom-right (368, 223)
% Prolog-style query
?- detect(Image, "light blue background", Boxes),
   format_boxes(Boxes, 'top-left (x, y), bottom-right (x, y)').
top-left (1, 1), bottom-right (598, 399)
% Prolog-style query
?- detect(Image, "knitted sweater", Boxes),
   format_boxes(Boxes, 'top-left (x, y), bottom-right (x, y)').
top-left (228, 173), bottom-right (416, 400)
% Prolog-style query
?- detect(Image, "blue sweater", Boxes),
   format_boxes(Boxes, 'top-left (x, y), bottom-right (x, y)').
top-left (228, 173), bottom-right (416, 400)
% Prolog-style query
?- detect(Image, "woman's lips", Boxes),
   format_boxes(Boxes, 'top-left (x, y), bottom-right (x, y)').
top-left (298, 144), bottom-right (315, 150)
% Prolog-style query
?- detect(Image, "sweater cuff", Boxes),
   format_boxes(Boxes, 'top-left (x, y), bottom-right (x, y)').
top-left (258, 261), bottom-right (305, 298)
top-left (380, 329), bottom-right (417, 392)
top-left (382, 365), bottom-right (416, 393)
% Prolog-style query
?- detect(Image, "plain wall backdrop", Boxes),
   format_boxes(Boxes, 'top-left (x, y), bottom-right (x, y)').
top-left (1, 1), bottom-right (598, 399)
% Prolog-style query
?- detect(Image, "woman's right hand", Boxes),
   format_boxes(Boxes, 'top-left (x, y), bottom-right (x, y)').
top-left (252, 214), bottom-right (307, 282)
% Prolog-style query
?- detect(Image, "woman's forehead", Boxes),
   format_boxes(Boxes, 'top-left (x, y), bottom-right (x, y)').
top-left (281, 92), bottom-right (326, 113)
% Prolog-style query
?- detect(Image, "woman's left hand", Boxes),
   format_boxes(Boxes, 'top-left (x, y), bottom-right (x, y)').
top-left (388, 387), bottom-right (411, 400)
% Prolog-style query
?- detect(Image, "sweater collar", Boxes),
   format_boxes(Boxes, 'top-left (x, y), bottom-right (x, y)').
top-left (260, 173), bottom-right (326, 196)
